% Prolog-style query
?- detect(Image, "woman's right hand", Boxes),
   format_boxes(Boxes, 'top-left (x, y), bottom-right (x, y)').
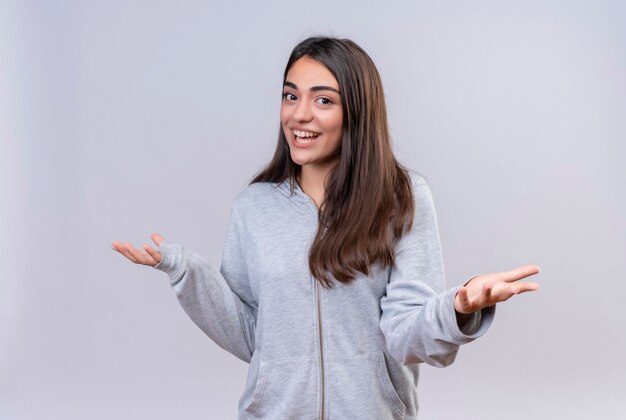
top-left (111, 233), bottom-right (164, 267)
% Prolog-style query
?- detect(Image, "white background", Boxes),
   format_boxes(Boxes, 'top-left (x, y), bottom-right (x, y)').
top-left (1, 0), bottom-right (624, 419)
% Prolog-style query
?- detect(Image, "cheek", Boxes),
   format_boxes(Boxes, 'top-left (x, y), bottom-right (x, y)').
top-left (327, 112), bottom-right (343, 142)
top-left (324, 121), bottom-right (343, 151)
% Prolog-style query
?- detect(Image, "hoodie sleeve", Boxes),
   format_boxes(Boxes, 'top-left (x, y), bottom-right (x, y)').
top-left (379, 174), bottom-right (495, 367)
top-left (154, 207), bottom-right (256, 363)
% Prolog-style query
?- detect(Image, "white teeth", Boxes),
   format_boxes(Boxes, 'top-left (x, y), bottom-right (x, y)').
top-left (293, 129), bottom-right (320, 138)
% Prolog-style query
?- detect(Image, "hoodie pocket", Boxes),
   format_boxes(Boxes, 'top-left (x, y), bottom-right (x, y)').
top-left (240, 355), bottom-right (319, 418)
top-left (327, 351), bottom-right (406, 419)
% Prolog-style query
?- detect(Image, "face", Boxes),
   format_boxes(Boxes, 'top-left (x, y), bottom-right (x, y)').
top-left (281, 56), bottom-right (343, 171)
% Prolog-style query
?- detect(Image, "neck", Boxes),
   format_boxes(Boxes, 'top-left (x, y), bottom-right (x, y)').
top-left (297, 162), bottom-right (336, 209)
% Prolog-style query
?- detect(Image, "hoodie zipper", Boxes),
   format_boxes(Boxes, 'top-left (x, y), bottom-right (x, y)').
top-left (315, 278), bottom-right (325, 420)
top-left (298, 188), bottom-right (325, 419)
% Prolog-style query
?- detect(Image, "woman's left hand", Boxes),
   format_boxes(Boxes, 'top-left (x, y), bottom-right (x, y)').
top-left (454, 265), bottom-right (541, 314)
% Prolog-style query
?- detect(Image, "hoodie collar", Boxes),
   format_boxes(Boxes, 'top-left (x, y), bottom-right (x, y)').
top-left (273, 178), bottom-right (317, 207)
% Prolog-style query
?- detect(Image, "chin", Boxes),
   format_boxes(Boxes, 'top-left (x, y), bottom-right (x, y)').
top-left (288, 148), bottom-right (310, 165)
top-left (289, 154), bottom-right (311, 166)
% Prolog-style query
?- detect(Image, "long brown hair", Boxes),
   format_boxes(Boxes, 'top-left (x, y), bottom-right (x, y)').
top-left (251, 36), bottom-right (415, 288)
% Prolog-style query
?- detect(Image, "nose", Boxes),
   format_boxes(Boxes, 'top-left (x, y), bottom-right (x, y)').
top-left (292, 98), bottom-right (313, 122)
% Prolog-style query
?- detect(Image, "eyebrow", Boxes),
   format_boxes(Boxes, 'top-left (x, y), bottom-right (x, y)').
top-left (284, 81), bottom-right (340, 94)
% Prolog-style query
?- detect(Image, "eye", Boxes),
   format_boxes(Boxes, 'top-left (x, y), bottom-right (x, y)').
top-left (283, 92), bottom-right (297, 101)
top-left (316, 97), bottom-right (333, 105)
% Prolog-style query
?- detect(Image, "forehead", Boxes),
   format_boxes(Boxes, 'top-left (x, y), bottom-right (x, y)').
top-left (285, 56), bottom-right (339, 89)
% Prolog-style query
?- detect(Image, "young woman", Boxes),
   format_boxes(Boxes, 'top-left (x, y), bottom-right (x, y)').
top-left (112, 36), bottom-right (540, 419)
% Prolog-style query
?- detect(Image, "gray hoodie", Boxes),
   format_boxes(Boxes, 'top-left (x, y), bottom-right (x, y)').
top-left (154, 170), bottom-right (495, 419)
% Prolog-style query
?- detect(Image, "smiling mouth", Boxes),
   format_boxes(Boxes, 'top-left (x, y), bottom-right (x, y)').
top-left (292, 129), bottom-right (320, 143)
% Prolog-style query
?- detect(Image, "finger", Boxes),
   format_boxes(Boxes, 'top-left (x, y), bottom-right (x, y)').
top-left (119, 243), bottom-right (140, 263)
top-left (112, 242), bottom-right (128, 257)
top-left (511, 281), bottom-right (540, 294)
top-left (125, 243), bottom-right (156, 265)
top-left (482, 283), bottom-right (493, 304)
top-left (456, 287), bottom-right (473, 314)
top-left (112, 241), bottom-right (131, 259)
top-left (144, 244), bottom-right (162, 265)
top-left (500, 265), bottom-right (541, 283)
top-left (151, 233), bottom-right (165, 247)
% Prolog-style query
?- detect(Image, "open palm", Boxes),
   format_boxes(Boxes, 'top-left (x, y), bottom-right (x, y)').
top-left (455, 265), bottom-right (541, 314)
top-left (111, 233), bottom-right (164, 266)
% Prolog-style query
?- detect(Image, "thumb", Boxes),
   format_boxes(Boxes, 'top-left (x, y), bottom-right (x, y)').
top-left (151, 233), bottom-right (165, 247)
